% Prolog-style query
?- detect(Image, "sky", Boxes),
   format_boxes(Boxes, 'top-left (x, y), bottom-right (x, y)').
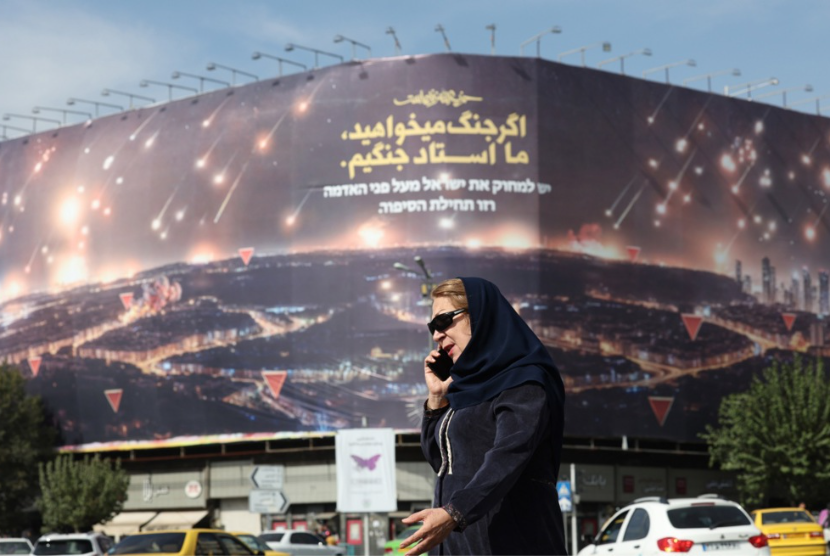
top-left (0, 0), bottom-right (828, 132)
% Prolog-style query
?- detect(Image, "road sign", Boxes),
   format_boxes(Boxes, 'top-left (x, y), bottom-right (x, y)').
top-left (250, 465), bottom-right (285, 490)
top-left (248, 489), bottom-right (289, 514)
top-left (557, 480), bottom-right (572, 513)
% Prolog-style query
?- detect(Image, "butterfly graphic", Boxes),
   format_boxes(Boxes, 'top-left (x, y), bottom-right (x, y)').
top-left (351, 454), bottom-right (381, 470)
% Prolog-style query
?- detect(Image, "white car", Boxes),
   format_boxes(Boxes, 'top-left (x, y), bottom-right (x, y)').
top-left (0, 538), bottom-right (33, 555)
top-left (32, 532), bottom-right (113, 556)
top-left (578, 495), bottom-right (770, 555)
top-left (259, 530), bottom-right (344, 556)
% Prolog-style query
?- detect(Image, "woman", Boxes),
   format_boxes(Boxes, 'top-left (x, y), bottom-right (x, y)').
top-left (401, 277), bottom-right (566, 555)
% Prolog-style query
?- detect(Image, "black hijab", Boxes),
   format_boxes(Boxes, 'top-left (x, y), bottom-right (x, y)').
top-left (445, 277), bottom-right (565, 411)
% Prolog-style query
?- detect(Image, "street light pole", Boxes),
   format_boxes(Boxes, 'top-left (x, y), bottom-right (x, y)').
top-left (284, 43), bottom-right (344, 69)
top-left (333, 34), bottom-right (372, 60)
top-left (753, 84), bottom-right (813, 107)
top-left (1, 123), bottom-right (37, 140)
top-left (2, 113), bottom-right (61, 132)
top-left (520, 26), bottom-right (563, 57)
top-left (790, 93), bottom-right (830, 115)
top-left (597, 48), bottom-right (652, 75)
top-left (557, 41), bottom-right (611, 67)
top-left (67, 97), bottom-right (123, 117)
top-left (206, 62), bottom-right (259, 85)
top-left (251, 51), bottom-right (307, 77)
top-left (725, 78), bottom-right (779, 99)
top-left (642, 59), bottom-right (697, 84)
top-left (32, 106), bottom-right (92, 125)
top-left (139, 79), bottom-right (198, 101)
top-left (386, 27), bottom-right (402, 55)
top-left (171, 71), bottom-right (230, 93)
top-left (682, 68), bottom-right (741, 92)
top-left (486, 24), bottom-right (496, 55)
top-left (435, 24), bottom-right (452, 52)
top-left (101, 88), bottom-right (156, 109)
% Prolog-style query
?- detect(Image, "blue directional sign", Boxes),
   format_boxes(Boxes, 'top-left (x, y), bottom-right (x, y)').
top-left (557, 480), bottom-right (572, 513)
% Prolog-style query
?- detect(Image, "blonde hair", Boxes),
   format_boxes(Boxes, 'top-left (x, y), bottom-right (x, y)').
top-left (431, 278), bottom-right (468, 310)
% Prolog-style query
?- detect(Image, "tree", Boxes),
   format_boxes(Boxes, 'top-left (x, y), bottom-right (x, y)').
top-left (38, 454), bottom-right (130, 533)
top-left (0, 363), bottom-right (56, 534)
top-left (701, 356), bottom-right (830, 507)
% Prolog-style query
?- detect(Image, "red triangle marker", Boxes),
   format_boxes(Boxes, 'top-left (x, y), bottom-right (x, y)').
top-left (239, 247), bottom-right (254, 266)
top-left (119, 292), bottom-right (134, 310)
top-left (781, 313), bottom-right (797, 332)
top-left (681, 314), bottom-right (703, 341)
top-left (649, 396), bottom-right (675, 426)
top-left (626, 246), bottom-right (641, 262)
top-left (262, 371), bottom-right (288, 400)
top-left (105, 389), bottom-right (123, 413)
top-left (29, 357), bottom-right (42, 377)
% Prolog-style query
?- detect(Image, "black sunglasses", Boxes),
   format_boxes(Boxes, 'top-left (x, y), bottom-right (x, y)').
top-left (428, 308), bottom-right (467, 334)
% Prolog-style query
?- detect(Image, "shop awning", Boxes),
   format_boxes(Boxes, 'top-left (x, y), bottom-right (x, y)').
top-left (142, 510), bottom-right (209, 531)
top-left (312, 512), bottom-right (338, 520)
top-left (94, 511), bottom-right (158, 538)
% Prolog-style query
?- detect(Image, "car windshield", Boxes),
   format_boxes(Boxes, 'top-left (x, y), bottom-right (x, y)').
top-left (667, 505), bottom-right (750, 529)
top-left (236, 535), bottom-right (266, 551)
top-left (34, 540), bottom-right (94, 555)
top-left (0, 542), bottom-right (32, 555)
top-left (761, 511), bottom-right (814, 524)
top-left (111, 533), bottom-right (186, 554)
top-left (259, 533), bottom-right (284, 542)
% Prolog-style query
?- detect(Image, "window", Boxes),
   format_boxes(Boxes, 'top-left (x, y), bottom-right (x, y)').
top-left (597, 511), bottom-right (629, 545)
top-left (667, 505), bottom-right (750, 529)
top-left (761, 511), bottom-right (814, 524)
top-left (292, 533), bottom-right (322, 545)
top-left (196, 533), bottom-right (223, 556)
top-left (259, 533), bottom-right (283, 543)
top-left (111, 533), bottom-right (185, 555)
top-left (97, 537), bottom-right (113, 554)
top-left (217, 535), bottom-right (253, 555)
top-left (34, 540), bottom-right (94, 555)
top-left (623, 508), bottom-right (650, 541)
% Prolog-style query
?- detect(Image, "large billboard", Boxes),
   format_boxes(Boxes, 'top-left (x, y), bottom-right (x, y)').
top-left (1, 54), bottom-right (828, 451)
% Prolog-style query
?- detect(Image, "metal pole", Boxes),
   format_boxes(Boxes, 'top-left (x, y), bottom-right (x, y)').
top-left (571, 463), bottom-right (578, 556)
top-left (363, 514), bottom-right (369, 556)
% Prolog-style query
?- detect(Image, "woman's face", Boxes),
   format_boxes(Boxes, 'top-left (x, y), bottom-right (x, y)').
top-left (431, 296), bottom-right (471, 362)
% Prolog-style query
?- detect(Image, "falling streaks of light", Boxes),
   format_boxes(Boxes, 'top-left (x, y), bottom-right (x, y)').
top-left (128, 111), bottom-right (160, 141)
top-left (808, 137), bottom-right (821, 156)
top-left (199, 134), bottom-right (224, 165)
top-left (289, 188), bottom-right (316, 221)
top-left (154, 185), bottom-right (181, 225)
top-left (260, 112), bottom-right (289, 149)
top-left (216, 150), bottom-right (240, 182)
top-left (607, 174), bottom-right (639, 215)
top-left (665, 149), bottom-right (698, 204)
top-left (647, 88), bottom-right (674, 124)
top-left (203, 96), bottom-right (233, 127)
top-left (213, 161), bottom-right (250, 224)
top-left (812, 201), bottom-right (830, 228)
top-left (732, 164), bottom-right (754, 194)
top-left (25, 229), bottom-right (56, 273)
top-left (684, 97), bottom-right (712, 137)
top-left (614, 183), bottom-right (647, 229)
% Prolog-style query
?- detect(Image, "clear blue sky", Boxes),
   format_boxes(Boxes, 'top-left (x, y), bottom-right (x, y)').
top-left (0, 0), bottom-right (827, 129)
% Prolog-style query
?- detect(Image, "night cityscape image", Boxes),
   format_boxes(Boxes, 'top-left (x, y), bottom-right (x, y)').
top-left (1, 54), bottom-right (829, 451)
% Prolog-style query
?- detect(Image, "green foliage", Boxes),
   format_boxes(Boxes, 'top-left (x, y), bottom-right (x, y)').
top-left (701, 356), bottom-right (830, 507)
top-left (0, 363), bottom-right (56, 534)
top-left (38, 454), bottom-right (129, 533)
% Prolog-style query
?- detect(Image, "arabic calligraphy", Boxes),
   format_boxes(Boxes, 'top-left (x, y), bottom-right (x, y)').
top-left (392, 89), bottom-right (482, 108)
top-left (142, 476), bottom-right (170, 502)
top-left (339, 112), bottom-right (530, 179)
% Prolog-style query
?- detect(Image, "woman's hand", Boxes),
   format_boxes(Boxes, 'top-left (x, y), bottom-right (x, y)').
top-left (400, 507), bottom-right (456, 556)
top-left (424, 349), bottom-right (452, 409)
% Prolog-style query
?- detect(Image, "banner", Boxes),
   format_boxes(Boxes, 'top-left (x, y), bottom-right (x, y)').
top-left (0, 53), bottom-right (828, 451)
top-left (335, 428), bottom-right (397, 513)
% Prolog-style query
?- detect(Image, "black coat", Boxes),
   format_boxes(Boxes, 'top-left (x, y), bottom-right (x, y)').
top-left (422, 383), bottom-right (567, 555)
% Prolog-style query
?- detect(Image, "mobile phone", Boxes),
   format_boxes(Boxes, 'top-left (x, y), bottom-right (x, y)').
top-left (428, 349), bottom-right (453, 381)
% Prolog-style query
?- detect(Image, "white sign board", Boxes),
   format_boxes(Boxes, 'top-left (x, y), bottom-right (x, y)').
top-left (248, 489), bottom-right (289, 514)
top-left (250, 465), bottom-right (285, 490)
top-left (335, 428), bottom-right (397, 513)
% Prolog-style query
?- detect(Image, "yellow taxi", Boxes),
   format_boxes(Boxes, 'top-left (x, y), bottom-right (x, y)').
top-left (110, 529), bottom-right (275, 555)
top-left (750, 508), bottom-right (826, 556)
top-left (230, 532), bottom-right (289, 556)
